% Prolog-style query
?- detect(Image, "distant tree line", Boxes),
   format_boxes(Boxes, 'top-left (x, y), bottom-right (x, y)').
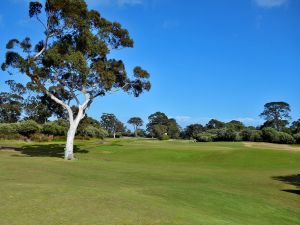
top-left (0, 93), bottom-right (299, 144)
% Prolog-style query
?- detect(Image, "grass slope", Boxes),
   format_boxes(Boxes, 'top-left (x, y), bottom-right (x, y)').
top-left (0, 139), bottom-right (299, 225)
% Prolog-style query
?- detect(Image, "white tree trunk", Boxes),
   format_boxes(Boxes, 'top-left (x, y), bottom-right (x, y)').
top-left (64, 108), bottom-right (84, 160)
top-left (45, 90), bottom-right (90, 160)
top-left (65, 122), bottom-right (78, 160)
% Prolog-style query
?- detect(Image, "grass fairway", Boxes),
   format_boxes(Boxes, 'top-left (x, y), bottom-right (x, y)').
top-left (0, 139), bottom-right (299, 225)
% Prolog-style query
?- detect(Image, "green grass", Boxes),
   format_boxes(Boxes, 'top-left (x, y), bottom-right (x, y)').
top-left (0, 139), bottom-right (299, 225)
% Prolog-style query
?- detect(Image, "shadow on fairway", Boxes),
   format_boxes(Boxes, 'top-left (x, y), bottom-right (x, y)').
top-left (0, 144), bottom-right (88, 158)
top-left (273, 174), bottom-right (300, 196)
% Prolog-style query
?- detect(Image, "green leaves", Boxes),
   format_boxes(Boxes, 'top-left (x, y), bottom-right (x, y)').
top-left (3, 0), bottom-right (151, 121)
top-left (29, 1), bottom-right (42, 18)
top-left (6, 39), bottom-right (20, 49)
top-left (133, 66), bottom-right (150, 79)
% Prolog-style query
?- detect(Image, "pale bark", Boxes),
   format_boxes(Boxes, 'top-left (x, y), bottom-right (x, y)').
top-left (65, 108), bottom-right (83, 160)
top-left (44, 89), bottom-right (90, 160)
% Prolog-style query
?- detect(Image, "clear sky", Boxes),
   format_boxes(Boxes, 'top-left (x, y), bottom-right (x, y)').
top-left (0, 0), bottom-right (299, 128)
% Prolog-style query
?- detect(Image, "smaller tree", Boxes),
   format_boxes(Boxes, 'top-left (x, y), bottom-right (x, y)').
top-left (167, 118), bottom-right (181, 139)
top-left (17, 120), bottom-right (40, 137)
top-left (128, 117), bottom-right (143, 137)
top-left (260, 102), bottom-right (291, 131)
top-left (0, 80), bottom-right (26, 123)
top-left (226, 120), bottom-right (244, 131)
top-left (291, 119), bottom-right (300, 134)
top-left (206, 119), bottom-right (225, 129)
top-left (146, 112), bottom-right (169, 138)
top-left (100, 113), bottom-right (124, 138)
top-left (183, 124), bottom-right (205, 139)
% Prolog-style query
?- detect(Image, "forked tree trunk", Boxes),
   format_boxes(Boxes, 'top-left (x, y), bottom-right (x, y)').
top-left (46, 90), bottom-right (90, 160)
top-left (65, 121), bottom-right (79, 160)
top-left (64, 108), bottom-right (84, 160)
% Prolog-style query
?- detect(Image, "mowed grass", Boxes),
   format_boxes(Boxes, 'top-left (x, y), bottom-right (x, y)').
top-left (0, 139), bottom-right (299, 225)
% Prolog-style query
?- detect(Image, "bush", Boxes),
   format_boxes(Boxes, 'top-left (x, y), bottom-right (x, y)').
top-left (17, 120), bottom-right (40, 137)
top-left (214, 128), bottom-right (238, 141)
top-left (77, 125), bottom-right (108, 139)
top-left (261, 127), bottom-right (279, 143)
top-left (277, 132), bottom-right (295, 144)
top-left (249, 130), bottom-right (263, 142)
top-left (55, 119), bottom-right (69, 128)
top-left (0, 123), bottom-right (19, 134)
top-left (195, 133), bottom-right (215, 142)
top-left (293, 133), bottom-right (300, 144)
top-left (159, 134), bottom-right (170, 140)
top-left (240, 129), bottom-right (263, 142)
top-left (42, 122), bottom-right (67, 136)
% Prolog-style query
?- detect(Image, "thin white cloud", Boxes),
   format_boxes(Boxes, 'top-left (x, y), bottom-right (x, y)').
top-left (254, 0), bottom-right (288, 8)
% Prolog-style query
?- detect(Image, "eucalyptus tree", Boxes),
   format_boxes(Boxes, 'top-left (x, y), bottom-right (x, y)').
top-left (128, 117), bottom-right (143, 137)
top-left (183, 124), bottom-right (205, 139)
top-left (260, 102), bottom-right (291, 131)
top-left (0, 80), bottom-right (26, 123)
top-left (206, 119), bottom-right (225, 129)
top-left (146, 112), bottom-right (169, 138)
top-left (100, 113), bottom-right (125, 138)
top-left (290, 119), bottom-right (300, 134)
top-left (2, 0), bottom-right (150, 159)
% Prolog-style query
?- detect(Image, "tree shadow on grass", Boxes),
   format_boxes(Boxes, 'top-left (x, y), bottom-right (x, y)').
top-left (272, 174), bottom-right (300, 196)
top-left (0, 144), bottom-right (88, 158)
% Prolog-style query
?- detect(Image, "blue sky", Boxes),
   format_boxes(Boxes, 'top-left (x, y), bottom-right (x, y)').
top-left (0, 0), bottom-right (299, 128)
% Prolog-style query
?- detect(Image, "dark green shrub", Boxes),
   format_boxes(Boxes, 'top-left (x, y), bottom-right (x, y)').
top-left (249, 130), bottom-right (263, 142)
top-left (214, 128), bottom-right (238, 141)
top-left (42, 122), bottom-right (67, 136)
top-left (0, 123), bottom-right (18, 134)
top-left (293, 133), bottom-right (300, 144)
top-left (240, 129), bottom-right (252, 141)
top-left (261, 127), bottom-right (279, 143)
top-left (277, 132), bottom-right (295, 144)
top-left (55, 119), bottom-right (69, 128)
top-left (159, 134), bottom-right (170, 140)
top-left (77, 125), bottom-right (108, 139)
top-left (240, 129), bottom-right (263, 142)
top-left (17, 120), bottom-right (40, 137)
top-left (195, 133), bottom-right (215, 142)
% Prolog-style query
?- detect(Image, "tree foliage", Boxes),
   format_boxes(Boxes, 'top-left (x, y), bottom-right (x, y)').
top-left (206, 119), bottom-right (225, 129)
top-left (100, 113), bottom-right (124, 138)
top-left (2, 0), bottom-right (151, 107)
top-left (260, 102), bottom-right (291, 131)
top-left (146, 112), bottom-right (180, 139)
top-left (183, 124), bottom-right (205, 139)
top-left (128, 117), bottom-right (143, 137)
